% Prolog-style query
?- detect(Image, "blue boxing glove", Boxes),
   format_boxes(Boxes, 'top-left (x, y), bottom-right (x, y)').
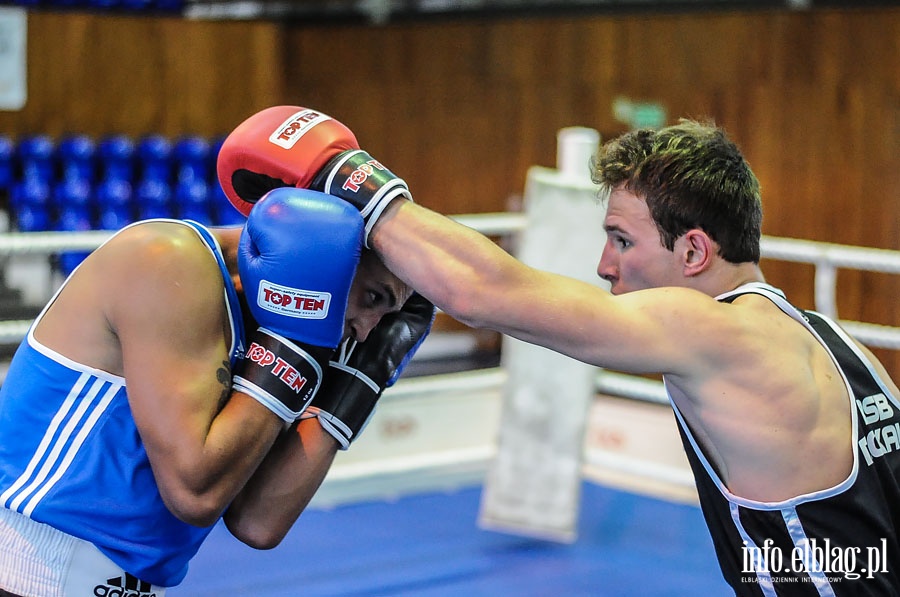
top-left (233, 187), bottom-right (364, 426)
top-left (304, 293), bottom-right (436, 449)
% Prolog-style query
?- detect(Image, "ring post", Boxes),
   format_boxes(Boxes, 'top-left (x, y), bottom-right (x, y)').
top-left (478, 127), bottom-right (605, 542)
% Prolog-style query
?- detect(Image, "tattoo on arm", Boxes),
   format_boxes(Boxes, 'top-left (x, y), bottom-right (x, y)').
top-left (216, 361), bottom-right (232, 412)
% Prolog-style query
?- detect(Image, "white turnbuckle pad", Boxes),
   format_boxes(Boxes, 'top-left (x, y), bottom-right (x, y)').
top-left (478, 127), bottom-right (606, 543)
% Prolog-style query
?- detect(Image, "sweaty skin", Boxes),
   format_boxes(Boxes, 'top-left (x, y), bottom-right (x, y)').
top-left (367, 192), bottom-right (899, 502)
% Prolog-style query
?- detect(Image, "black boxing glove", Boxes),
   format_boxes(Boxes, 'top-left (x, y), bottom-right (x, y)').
top-left (303, 293), bottom-right (436, 449)
top-left (310, 148), bottom-right (412, 246)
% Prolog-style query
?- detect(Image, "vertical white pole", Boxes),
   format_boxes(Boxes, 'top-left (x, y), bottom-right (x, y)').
top-left (478, 127), bottom-right (606, 542)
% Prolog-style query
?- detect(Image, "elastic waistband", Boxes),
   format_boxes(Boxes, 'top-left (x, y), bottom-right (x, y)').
top-left (0, 508), bottom-right (166, 597)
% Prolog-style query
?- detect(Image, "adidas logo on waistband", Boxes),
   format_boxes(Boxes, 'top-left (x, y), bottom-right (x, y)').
top-left (93, 572), bottom-right (157, 597)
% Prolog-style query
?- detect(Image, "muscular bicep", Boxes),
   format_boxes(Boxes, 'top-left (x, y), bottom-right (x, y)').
top-left (117, 288), bottom-right (232, 451)
top-left (477, 269), bottom-right (721, 376)
top-left (107, 229), bottom-right (233, 459)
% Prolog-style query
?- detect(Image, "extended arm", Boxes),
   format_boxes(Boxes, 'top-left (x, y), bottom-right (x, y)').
top-left (213, 105), bottom-right (724, 378)
top-left (369, 199), bottom-right (718, 376)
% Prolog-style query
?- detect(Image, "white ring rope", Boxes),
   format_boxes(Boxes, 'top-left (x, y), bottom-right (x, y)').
top-left (759, 235), bottom-right (900, 274)
top-left (0, 230), bottom-right (114, 256)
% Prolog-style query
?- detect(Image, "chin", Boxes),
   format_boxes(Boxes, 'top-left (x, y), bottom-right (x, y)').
top-left (611, 282), bottom-right (645, 295)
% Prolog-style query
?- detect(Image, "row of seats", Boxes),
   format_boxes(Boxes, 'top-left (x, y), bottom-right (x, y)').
top-left (4, 134), bottom-right (218, 185)
top-left (1, 133), bottom-right (246, 231)
top-left (0, 133), bottom-right (245, 274)
top-left (0, 0), bottom-right (184, 11)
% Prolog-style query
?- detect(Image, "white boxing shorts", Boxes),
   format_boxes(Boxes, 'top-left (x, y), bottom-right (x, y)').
top-left (0, 508), bottom-right (166, 597)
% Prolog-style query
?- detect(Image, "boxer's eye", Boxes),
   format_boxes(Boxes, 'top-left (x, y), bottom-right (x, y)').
top-left (366, 290), bottom-right (384, 307)
top-left (365, 282), bottom-right (398, 311)
top-left (612, 235), bottom-right (631, 249)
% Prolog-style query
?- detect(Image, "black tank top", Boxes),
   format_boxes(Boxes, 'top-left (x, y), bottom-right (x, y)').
top-left (671, 283), bottom-right (900, 595)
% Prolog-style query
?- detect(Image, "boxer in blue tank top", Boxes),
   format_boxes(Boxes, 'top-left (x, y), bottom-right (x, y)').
top-left (0, 187), bottom-right (427, 595)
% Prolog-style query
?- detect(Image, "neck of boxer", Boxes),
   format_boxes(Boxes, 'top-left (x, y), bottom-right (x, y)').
top-left (212, 227), bottom-right (243, 294)
top-left (692, 261), bottom-right (766, 298)
top-left (211, 227), bottom-right (257, 337)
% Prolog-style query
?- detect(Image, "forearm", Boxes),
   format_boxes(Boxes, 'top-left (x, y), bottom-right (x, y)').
top-left (370, 200), bottom-right (520, 328)
top-left (223, 418), bottom-right (338, 549)
top-left (367, 199), bottom-right (620, 366)
top-left (143, 390), bottom-right (284, 527)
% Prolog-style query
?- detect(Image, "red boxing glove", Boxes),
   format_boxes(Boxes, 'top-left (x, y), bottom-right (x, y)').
top-left (217, 106), bottom-right (413, 246)
top-left (216, 106), bottom-right (359, 216)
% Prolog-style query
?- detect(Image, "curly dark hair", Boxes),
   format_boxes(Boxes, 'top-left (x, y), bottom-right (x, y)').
top-left (591, 119), bottom-right (762, 264)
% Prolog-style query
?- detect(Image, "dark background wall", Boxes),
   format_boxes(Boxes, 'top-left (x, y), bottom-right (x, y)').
top-left (1, 6), bottom-right (898, 370)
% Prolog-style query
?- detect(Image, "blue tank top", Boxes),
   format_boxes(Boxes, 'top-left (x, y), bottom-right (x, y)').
top-left (0, 220), bottom-right (245, 587)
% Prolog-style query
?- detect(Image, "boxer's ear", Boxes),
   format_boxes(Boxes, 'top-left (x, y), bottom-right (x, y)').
top-left (681, 229), bottom-right (714, 277)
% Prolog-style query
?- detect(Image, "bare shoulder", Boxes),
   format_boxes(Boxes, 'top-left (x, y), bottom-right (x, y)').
top-left (618, 286), bottom-right (792, 376)
top-left (692, 291), bottom-right (807, 358)
top-left (674, 290), bottom-right (827, 394)
top-left (98, 221), bottom-right (219, 277)
top-left (97, 221), bottom-right (226, 327)
top-left (34, 221), bottom-right (228, 374)
top-left (616, 286), bottom-right (739, 343)
top-left (568, 285), bottom-right (744, 376)
top-left (100, 222), bottom-right (222, 288)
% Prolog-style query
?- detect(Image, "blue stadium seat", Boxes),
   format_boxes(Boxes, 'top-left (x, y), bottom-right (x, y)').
top-left (0, 135), bottom-right (14, 191)
top-left (97, 206), bottom-right (133, 231)
top-left (96, 177), bottom-right (132, 211)
top-left (10, 179), bottom-right (51, 211)
top-left (56, 205), bottom-right (93, 232)
top-left (173, 135), bottom-right (210, 184)
top-left (135, 177), bottom-right (172, 220)
top-left (95, 178), bottom-right (134, 230)
top-left (210, 183), bottom-right (245, 226)
top-left (52, 178), bottom-right (93, 213)
top-left (120, 0), bottom-right (152, 9)
top-left (86, 0), bottom-right (120, 8)
top-left (58, 134), bottom-right (97, 183)
top-left (14, 204), bottom-right (51, 232)
top-left (18, 135), bottom-right (55, 184)
top-left (137, 134), bottom-right (172, 184)
top-left (10, 180), bottom-right (52, 231)
top-left (174, 179), bottom-right (211, 224)
top-left (55, 202), bottom-right (94, 275)
top-left (154, 0), bottom-right (184, 11)
top-left (23, 0), bottom-right (181, 9)
top-left (98, 134), bottom-right (136, 183)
